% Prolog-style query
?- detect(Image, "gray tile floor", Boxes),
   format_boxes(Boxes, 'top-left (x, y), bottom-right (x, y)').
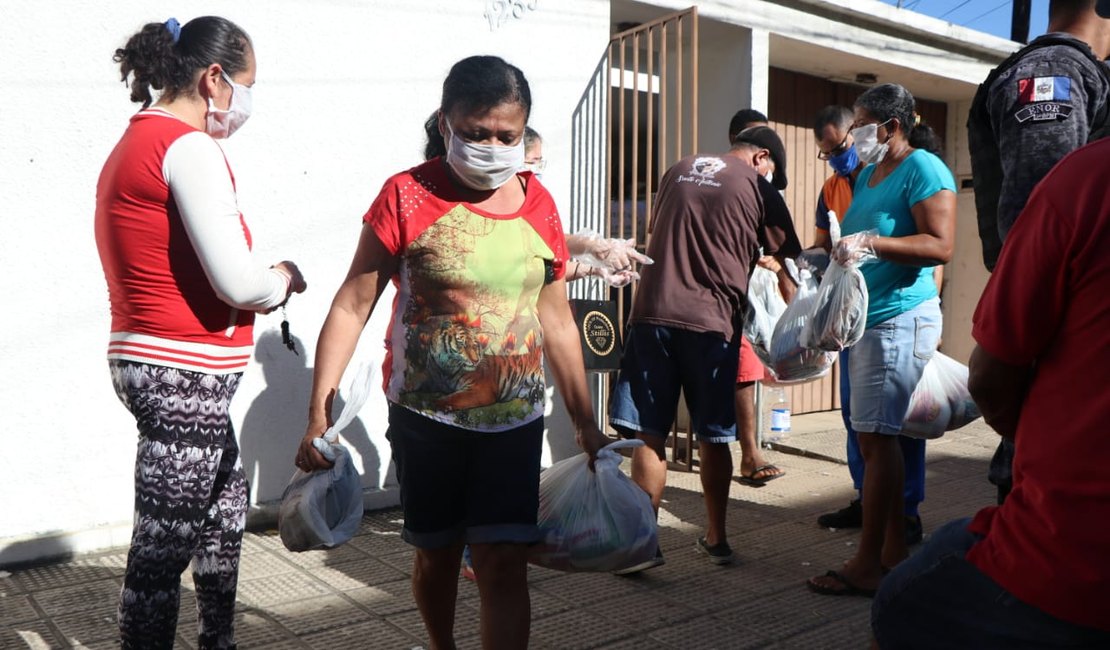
top-left (0, 416), bottom-right (998, 649)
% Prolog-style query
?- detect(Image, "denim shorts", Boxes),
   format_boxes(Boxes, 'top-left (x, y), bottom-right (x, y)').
top-left (385, 404), bottom-right (543, 549)
top-left (608, 324), bottom-right (739, 444)
top-left (849, 298), bottom-right (941, 435)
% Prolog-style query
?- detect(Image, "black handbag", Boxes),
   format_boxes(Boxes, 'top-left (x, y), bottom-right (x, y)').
top-left (569, 299), bottom-right (622, 371)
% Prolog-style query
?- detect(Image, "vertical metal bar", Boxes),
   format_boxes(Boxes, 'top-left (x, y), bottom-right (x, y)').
top-left (608, 39), bottom-right (617, 266)
top-left (631, 31), bottom-right (640, 259)
top-left (659, 23), bottom-right (667, 179)
top-left (676, 16), bottom-right (683, 160)
top-left (644, 26), bottom-right (653, 255)
top-left (690, 8), bottom-right (698, 156)
top-left (618, 38), bottom-right (626, 247)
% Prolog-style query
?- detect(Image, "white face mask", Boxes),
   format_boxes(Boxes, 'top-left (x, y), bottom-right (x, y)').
top-left (850, 120), bottom-right (892, 165)
top-left (206, 71), bottom-right (252, 139)
top-left (763, 170), bottom-right (774, 184)
top-left (445, 124), bottom-right (525, 191)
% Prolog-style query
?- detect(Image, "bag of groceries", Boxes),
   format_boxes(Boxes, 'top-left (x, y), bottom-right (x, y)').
top-left (279, 364), bottom-right (373, 551)
top-left (768, 259), bottom-right (837, 383)
top-left (745, 265), bottom-right (787, 368)
top-left (801, 218), bottom-right (870, 351)
top-left (530, 439), bottom-right (657, 573)
top-left (902, 353), bottom-right (982, 439)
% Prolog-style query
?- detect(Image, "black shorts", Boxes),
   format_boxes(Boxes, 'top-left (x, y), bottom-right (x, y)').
top-left (386, 404), bottom-right (544, 549)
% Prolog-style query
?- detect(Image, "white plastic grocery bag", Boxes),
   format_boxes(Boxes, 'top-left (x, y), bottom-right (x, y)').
top-left (902, 352), bottom-right (982, 439)
top-left (744, 265), bottom-right (788, 368)
top-left (530, 439), bottom-right (658, 573)
top-left (768, 260), bottom-right (837, 383)
top-left (279, 363), bottom-right (374, 552)
top-left (801, 217), bottom-right (870, 352)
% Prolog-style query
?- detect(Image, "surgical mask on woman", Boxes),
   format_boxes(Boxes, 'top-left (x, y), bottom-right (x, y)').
top-left (827, 144), bottom-right (860, 177)
top-left (445, 124), bottom-right (526, 191)
top-left (850, 119), bottom-right (892, 165)
top-left (206, 71), bottom-right (252, 139)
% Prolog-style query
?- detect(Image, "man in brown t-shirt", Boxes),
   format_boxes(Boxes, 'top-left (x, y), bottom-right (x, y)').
top-left (610, 126), bottom-right (802, 572)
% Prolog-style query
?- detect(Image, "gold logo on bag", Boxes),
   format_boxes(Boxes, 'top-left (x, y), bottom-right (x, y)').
top-left (582, 311), bottom-right (616, 356)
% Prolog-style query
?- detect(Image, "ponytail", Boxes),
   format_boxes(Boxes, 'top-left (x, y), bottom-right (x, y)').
top-left (908, 121), bottom-right (943, 156)
top-left (113, 21), bottom-right (178, 107)
top-left (113, 16), bottom-right (251, 108)
top-left (423, 110), bottom-right (446, 160)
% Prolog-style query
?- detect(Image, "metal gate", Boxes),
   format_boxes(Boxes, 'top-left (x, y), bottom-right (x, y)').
top-left (568, 7), bottom-right (700, 468)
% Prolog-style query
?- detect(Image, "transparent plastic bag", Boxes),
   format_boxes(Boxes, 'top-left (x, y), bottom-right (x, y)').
top-left (801, 220), bottom-right (871, 352)
top-left (744, 265), bottom-right (787, 368)
top-left (278, 364), bottom-right (374, 552)
top-left (529, 439), bottom-right (658, 573)
top-left (768, 260), bottom-right (837, 383)
top-left (902, 352), bottom-right (983, 439)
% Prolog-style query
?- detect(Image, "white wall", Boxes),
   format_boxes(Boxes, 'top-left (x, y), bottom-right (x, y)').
top-left (942, 99), bottom-right (992, 365)
top-left (0, 0), bottom-right (610, 564)
top-left (695, 20), bottom-right (761, 154)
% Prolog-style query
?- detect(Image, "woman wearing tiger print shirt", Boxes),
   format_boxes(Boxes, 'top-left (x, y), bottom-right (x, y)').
top-left (298, 55), bottom-right (608, 650)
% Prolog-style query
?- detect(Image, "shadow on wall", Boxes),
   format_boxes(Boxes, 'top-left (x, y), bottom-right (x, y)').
top-left (239, 331), bottom-right (388, 506)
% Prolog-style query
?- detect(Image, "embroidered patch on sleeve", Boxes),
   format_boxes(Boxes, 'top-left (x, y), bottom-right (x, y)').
top-left (1017, 76), bottom-right (1071, 104)
top-left (1014, 76), bottom-right (1074, 123)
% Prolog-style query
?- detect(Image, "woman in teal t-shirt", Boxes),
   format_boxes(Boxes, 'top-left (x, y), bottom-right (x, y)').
top-left (808, 83), bottom-right (956, 598)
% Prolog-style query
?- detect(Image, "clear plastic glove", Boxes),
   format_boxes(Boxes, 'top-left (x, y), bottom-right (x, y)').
top-left (832, 230), bottom-right (878, 266)
top-left (593, 266), bottom-right (639, 288)
top-left (569, 230), bottom-right (654, 272)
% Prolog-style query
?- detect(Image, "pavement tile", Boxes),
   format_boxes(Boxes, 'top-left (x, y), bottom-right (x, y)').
top-left (303, 556), bottom-right (409, 591)
top-left (299, 617), bottom-right (419, 649)
top-left (52, 607), bottom-right (119, 646)
top-left (534, 570), bottom-right (649, 607)
top-left (228, 610), bottom-right (295, 647)
top-left (347, 529), bottom-right (407, 556)
top-left (602, 590), bottom-right (702, 632)
top-left (520, 584), bottom-right (578, 619)
top-left (268, 593), bottom-right (372, 636)
top-left (345, 579), bottom-right (417, 617)
top-left (647, 614), bottom-right (774, 650)
top-left (530, 608), bottom-right (636, 649)
top-left (594, 635), bottom-right (673, 649)
top-left (277, 544), bottom-right (369, 570)
top-left (245, 639), bottom-right (309, 650)
top-left (31, 579), bottom-right (120, 617)
top-left (779, 617), bottom-right (872, 649)
top-left (386, 604), bottom-right (479, 641)
top-left (373, 548), bottom-right (416, 578)
top-left (240, 550), bottom-right (301, 580)
top-left (14, 563), bottom-right (117, 592)
top-left (0, 618), bottom-right (63, 648)
top-left (237, 572), bottom-right (333, 608)
top-left (0, 593), bottom-right (39, 625)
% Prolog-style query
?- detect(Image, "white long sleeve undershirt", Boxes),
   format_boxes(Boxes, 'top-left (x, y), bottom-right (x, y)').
top-left (162, 131), bottom-right (289, 312)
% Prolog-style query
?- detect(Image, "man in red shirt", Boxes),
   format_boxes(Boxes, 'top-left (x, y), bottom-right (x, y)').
top-left (870, 134), bottom-right (1110, 646)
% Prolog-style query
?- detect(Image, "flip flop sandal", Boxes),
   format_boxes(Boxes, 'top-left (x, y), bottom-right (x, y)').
top-left (806, 570), bottom-right (877, 598)
top-left (737, 464), bottom-right (785, 486)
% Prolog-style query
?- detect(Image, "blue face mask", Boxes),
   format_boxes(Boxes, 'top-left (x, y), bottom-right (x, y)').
top-left (827, 144), bottom-right (860, 177)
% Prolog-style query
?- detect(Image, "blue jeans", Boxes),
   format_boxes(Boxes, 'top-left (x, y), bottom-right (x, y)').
top-left (842, 350), bottom-right (926, 517)
top-left (872, 518), bottom-right (1110, 649)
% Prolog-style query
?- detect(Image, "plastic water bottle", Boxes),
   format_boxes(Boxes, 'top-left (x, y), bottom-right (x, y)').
top-left (769, 387), bottom-right (791, 440)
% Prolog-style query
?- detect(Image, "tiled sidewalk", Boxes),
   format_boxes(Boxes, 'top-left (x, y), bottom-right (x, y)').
top-left (0, 418), bottom-right (998, 649)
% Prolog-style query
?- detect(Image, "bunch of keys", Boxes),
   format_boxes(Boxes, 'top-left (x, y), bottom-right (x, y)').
top-left (280, 306), bottom-right (298, 356)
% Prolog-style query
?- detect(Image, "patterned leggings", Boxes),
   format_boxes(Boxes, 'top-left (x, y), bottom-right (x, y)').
top-left (110, 360), bottom-right (249, 650)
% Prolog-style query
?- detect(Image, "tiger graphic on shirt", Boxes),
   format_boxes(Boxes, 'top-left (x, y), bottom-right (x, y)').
top-left (418, 316), bottom-right (542, 413)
